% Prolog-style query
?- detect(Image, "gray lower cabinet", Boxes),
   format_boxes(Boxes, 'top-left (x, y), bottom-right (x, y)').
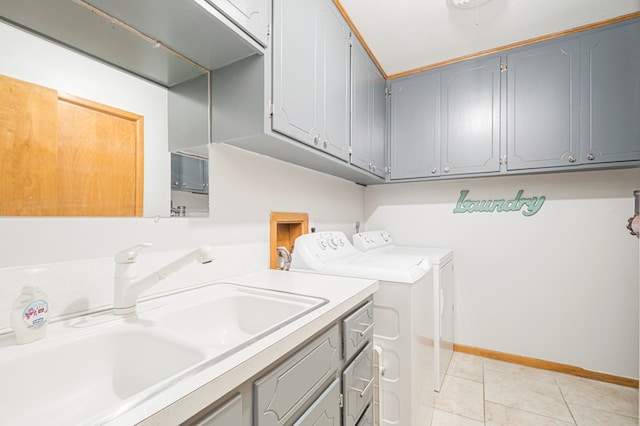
top-left (350, 37), bottom-right (386, 178)
top-left (441, 56), bottom-right (501, 175)
top-left (342, 342), bottom-right (374, 426)
top-left (254, 325), bottom-right (341, 426)
top-left (356, 403), bottom-right (373, 426)
top-left (293, 379), bottom-right (341, 426)
top-left (580, 20), bottom-right (640, 164)
top-left (342, 301), bottom-right (374, 363)
top-left (189, 393), bottom-right (243, 426)
top-left (183, 299), bottom-right (375, 426)
top-left (272, 0), bottom-right (351, 161)
top-left (388, 70), bottom-right (441, 180)
top-left (506, 37), bottom-right (580, 170)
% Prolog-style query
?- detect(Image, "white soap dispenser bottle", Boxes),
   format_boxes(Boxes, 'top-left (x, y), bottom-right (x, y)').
top-left (10, 269), bottom-right (50, 344)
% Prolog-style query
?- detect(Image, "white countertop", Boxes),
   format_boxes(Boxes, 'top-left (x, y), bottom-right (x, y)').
top-left (111, 269), bottom-right (378, 425)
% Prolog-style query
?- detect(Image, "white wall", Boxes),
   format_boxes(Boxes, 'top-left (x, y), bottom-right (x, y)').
top-left (0, 22), bottom-right (365, 331)
top-left (364, 168), bottom-right (640, 378)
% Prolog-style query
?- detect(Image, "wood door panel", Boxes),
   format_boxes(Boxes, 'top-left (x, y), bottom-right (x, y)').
top-left (57, 96), bottom-right (141, 216)
top-left (0, 74), bottom-right (59, 216)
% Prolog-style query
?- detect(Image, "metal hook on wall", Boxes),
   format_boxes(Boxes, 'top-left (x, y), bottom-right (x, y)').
top-left (626, 190), bottom-right (639, 238)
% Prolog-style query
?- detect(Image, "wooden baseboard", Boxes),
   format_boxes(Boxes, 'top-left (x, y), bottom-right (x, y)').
top-left (454, 344), bottom-right (639, 389)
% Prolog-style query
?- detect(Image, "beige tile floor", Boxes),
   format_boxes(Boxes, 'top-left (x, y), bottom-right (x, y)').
top-left (431, 352), bottom-right (639, 425)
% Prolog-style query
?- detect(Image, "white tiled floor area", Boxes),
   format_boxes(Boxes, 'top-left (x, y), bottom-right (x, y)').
top-left (431, 352), bottom-right (639, 425)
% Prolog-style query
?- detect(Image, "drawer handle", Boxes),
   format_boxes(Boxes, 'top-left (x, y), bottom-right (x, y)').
top-left (358, 322), bottom-right (374, 336)
top-left (351, 377), bottom-right (374, 398)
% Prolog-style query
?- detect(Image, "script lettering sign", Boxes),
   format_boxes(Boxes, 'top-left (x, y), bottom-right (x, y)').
top-left (453, 190), bottom-right (545, 217)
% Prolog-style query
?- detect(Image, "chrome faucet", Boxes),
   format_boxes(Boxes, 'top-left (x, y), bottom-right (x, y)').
top-left (113, 243), bottom-right (215, 315)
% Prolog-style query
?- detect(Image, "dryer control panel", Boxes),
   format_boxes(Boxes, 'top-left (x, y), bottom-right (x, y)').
top-left (352, 231), bottom-right (394, 252)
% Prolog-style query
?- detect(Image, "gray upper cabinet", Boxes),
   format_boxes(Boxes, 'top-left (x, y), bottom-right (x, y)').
top-left (441, 56), bottom-right (501, 175)
top-left (206, 0), bottom-right (270, 46)
top-left (389, 71), bottom-right (441, 180)
top-left (506, 38), bottom-right (581, 170)
top-left (351, 38), bottom-right (386, 178)
top-left (272, 0), bottom-right (350, 161)
top-left (171, 153), bottom-right (209, 194)
top-left (580, 20), bottom-right (640, 164)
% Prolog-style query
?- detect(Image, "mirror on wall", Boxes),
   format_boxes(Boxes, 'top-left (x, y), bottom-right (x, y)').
top-left (0, 1), bottom-right (212, 218)
top-left (171, 146), bottom-right (210, 218)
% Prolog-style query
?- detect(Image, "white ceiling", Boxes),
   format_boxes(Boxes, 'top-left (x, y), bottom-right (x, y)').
top-left (337, 0), bottom-right (640, 77)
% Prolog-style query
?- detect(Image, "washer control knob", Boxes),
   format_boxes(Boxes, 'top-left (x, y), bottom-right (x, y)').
top-left (328, 237), bottom-right (339, 249)
top-left (318, 240), bottom-right (327, 250)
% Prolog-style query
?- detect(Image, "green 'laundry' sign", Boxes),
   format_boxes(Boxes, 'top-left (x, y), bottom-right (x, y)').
top-left (453, 189), bottom-right (545, 217)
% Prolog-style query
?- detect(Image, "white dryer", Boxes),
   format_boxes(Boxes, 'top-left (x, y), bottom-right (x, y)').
top-left (353, 230), bottom-right (454, 392)
top-left (290, 231), bottom-right (435, 426)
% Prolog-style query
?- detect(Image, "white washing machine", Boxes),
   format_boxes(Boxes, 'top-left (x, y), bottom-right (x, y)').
top-left (290, 231), bottom-right (435, 426)
top-left (353, 230), bottom-right (454, 392)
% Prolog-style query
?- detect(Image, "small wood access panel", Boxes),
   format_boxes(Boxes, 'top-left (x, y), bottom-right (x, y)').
top-left (269, 212), bottom-right (309, 269)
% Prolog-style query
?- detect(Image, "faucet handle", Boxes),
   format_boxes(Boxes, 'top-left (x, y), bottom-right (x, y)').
top-left (115, 242), bottom-right (152, 264)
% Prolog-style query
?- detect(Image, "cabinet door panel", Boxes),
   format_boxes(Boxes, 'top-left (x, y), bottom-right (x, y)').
top-left (581, 21), bottom-right (640, 163)
top-left (351, 39), bottom-right (385, 177)
top-left (389, 72), bottom-right (440, 179)
top-left (207, 0), bottom-right (269, 46)
top-left (254, 325), bottom-right (340, 426)
top-left (441, 57), bottom-right (501, 175)
top-left (319, 1), bottom-right (350, 160)
top-left (506, 39), bottom-right (580, 170)
top-left (272, 0), bottom-right (320, 145)
top-left (293, 379), bottom-right (340, 426)
top-left (342, 343), bottom-right (374, 426)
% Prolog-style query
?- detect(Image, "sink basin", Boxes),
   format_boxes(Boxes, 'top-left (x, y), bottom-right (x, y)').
top-left (0, 327), bottom-right (206, 425)
top-left (154, 283), bottom-right (328, 352)
top-left (0, 282), bottom-right (327, 425)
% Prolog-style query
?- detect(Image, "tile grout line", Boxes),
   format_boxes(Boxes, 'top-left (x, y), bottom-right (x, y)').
top-left (555, 377), bottom-right (579, 425)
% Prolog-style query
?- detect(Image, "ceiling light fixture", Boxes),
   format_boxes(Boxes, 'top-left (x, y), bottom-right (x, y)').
top-left (447, 0), bottom-right (493, 8)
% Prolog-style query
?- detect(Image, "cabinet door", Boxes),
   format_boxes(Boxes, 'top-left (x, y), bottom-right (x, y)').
top-left (272, 0), bottom-right (320, 146)
top-left (317, 0), bottom-right (351, 161)
top-left (190, 393), bottom-right (243, 426)
top-left (389, 71), bottom-right (441, 179)
top-left (506, 39), bottom-right (580, 170)
top-left (293, 379), bottom-right (341, 426)
top-left (580, 21), bottom-right (640, 164)
top-left (342, 343), bottom-right (374, 426)
top-left (441, 56), bottom-right (501, 175)
top-left (206, 0), bottom-right (269, 46)
top-left (254, 325), bottom-right (340, 426)
top-left (351, 38), bottom-right (385, 177)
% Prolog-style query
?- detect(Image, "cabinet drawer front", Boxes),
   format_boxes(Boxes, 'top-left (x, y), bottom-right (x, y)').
top-left (254, 325), bottom-right (341, 426)
top-left (342, 342), bottom-right (374, 426)
top-left (356, 403), bottom-right (373, 426)
top-left (293, 379), bottom-right (341, 426)
top-left (342, 301), bottom-right (374, 362)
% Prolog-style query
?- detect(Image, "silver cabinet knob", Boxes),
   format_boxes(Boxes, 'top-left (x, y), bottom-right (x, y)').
top-left (372, 164), bottom-right (376, 171)
top-left (314, 134), bottom-right (320, 145)
top-left (587, 153), bottom-right (595, 161)
top-left (323, 139), bottom-right (329, 148)
top-left (431, 168), bottom-right (437, 174)
top-left (443, 166), bottom-right (451, 173)
top-left (568, 155), bottom-right (576, 163)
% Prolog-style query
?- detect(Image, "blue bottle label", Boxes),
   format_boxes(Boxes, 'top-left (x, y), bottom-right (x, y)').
top-left (23, 300), bottom-right (49, 328)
